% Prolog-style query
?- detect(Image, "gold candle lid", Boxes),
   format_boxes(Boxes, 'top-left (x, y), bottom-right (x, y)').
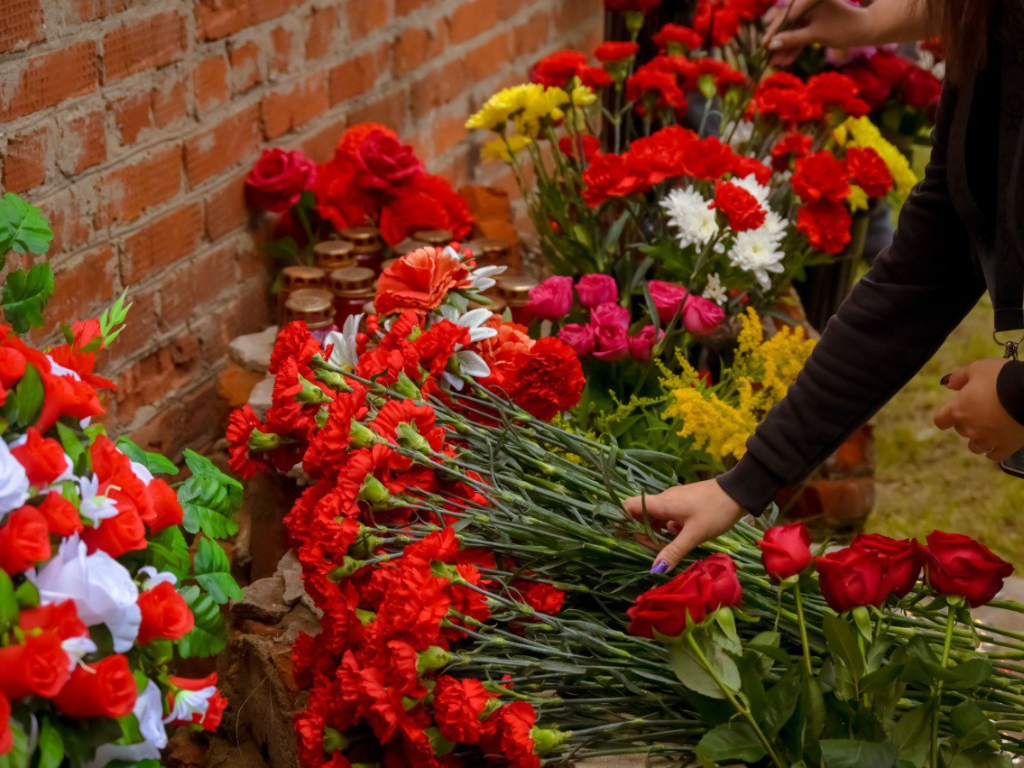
top-left (329, 266), bottom-right (376, 296)
top-left (496, 275), bottom-right (536, 306)
top-left (313, 240), bottom-right (356, 270)
top-left (284, 289), bottom-right (334, 328)
top-left (338, 226), bottom-right (382, 253)
top-left (413, 229), bottom-right (454, 248)
top-left (392, 238), bottom-right (422, 256)
top-left (472, 237), bottom-right (512, 261)
top-left (281, 266), bottom-right (326, 291)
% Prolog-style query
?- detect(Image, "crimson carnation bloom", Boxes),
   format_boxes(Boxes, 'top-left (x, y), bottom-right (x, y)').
top-left (681, 136), bottom-right (737, 180)
top-left (923, 531), bottom-right (1014, 607)
top-left (627, 62), bottom-right (687, 114)
top-left (842, 61), bottom-right (892, 111)
top-left (653, 23), bottom-right (703, 53)
top-left (751, 72), bottom-right (818, 123)
top-left (606, 0), bottom-right (663, 10)
top-left (505, 337), bottom-right (585, 422)
top-left (791, 151), bottom-right (850, 203)
top-left (0, 632), bottom-right (70, 700)
top-left (797, 199), bottom-right (852, 254)
top-left (594, 41), bottom-right (639, 63)
top-left (846, 146), bottom-right (894, 198)
top-left (757, 523), bottom-right (812, 583)
top-left (245, 148), bottom-right (316, 212)
top-left (558, 134), bottom-right (601, 163)
top-left (815, 546), bottom-right (887, 613)
top-left (413, 319), bottom-right (471, 375)
top-left (582, 153), bottom-right (649, 207)
top-left (712, 181), bottom-right (766, 232)
top-left (375, 246), bottom-right (471, 316)
top-left (732, 155), bottom-right (773, 186)
top-left (513, 580), bottom-right (565, 615)
top-left (897, 66), bottom-right (942, 114)
top-left (693, 0), bottom-right (742, 46)
top-left (852, 533), bottom-right (922, 600)
top-left (433, 676), bottom-right (492, 744)
top-left (269, 322), bottom-right (322, 376)
top-left (378, 174), bottom-right (473, 246)
top-left (480, 701), bottom-right (540, 768)
top-left (0, 507), bottom-right (51, 574)
top-left (226, 404), bottom-right (268, 479)
top-left (770, 131), bottom-right (813, 172)
top-left (531, 50), bottom-right (587, 86)
top-left (806, 72), bottom-right (871, 118)
top-left (693, 58), bottom-right (748, 96)
top-left (579, 65), bottom-right (614, 89)
top-left (137, 582), bottom-right (195, 644)
top-left (626, 125), bottom-right (696, 184)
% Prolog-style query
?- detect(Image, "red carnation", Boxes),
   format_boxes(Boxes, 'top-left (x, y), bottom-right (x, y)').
top-left (582, 153), bottom-right (649, 207)
top-left (757, 523), bottom-right (812, 583)
top-left (842, 61), bottom-right (892, 110)
top-left (732, 155), bottom-right (773, 185)
top-left (0, 632), bottom-right (70, 700)
top-left (923, 531), bottom-right (1014, 607)
top-left (693, 0), bottom-right (742, 46)
top-left (626, 125), bottom-right (696, 185)
top-left (375, 245), bottom-right (471, 316)
top-left (652, 23), bottom-right (703, 53)
top-left (806, 72), bottom-right (871, 118)
top-left (413, 320), bottom-right (471, 376)
top-left (792, 151), bottom-right (850, 203)
top-left (846, 146), bottom-right (893, 198)
top-left (481, 701), bottom-right (540, 768)
top-left (579, 65), bottom-right (614, 89)
top-left (681, 136), bottom-right (737, 180)
top-left (627, 62), bottom-right (687, 114)
top-left (137, 582), bottom-right (195, 644)
top-left (797, 199), bottom-right (852, 254)
top-left (504, 337), bottom-right (585, 421)
top-left (770, 131), bottom-right (813, 172)
top-left (751, 72), bottom-right (818, 123)
top-left (594, 41), bottom-right (638, 63)
top-left (898, 66), bottom-right (942, 114)
top-left (712, 181), bottom-right (766, 232)
top-left (531, 50), bottom-right (587, 87)
top-left (226, 404), bottom-right (271, 480)
top-left (513, 580), bottom-right (565, 615)
top-left (433, 676), bottom-right (492, 744)
top-left (0, 507), bottom-right (51, 574)
top-left (558, 134), bottom-right (602, 163)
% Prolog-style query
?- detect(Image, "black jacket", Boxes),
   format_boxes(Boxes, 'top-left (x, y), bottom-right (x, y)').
top-left (718, 26), bottom-right (1024, 514)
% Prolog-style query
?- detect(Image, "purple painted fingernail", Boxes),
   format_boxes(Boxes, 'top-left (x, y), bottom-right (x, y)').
top-left (650, 560), bottom-right (669, 575)
top-left (941, 373), bottom-right (951, 387)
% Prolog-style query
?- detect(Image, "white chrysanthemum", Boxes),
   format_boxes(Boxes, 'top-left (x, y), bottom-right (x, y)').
top-left (661, 187), bottom-right (719, 249)
top-left (727, 121), bottom-right (755, 149)
top-left (731, 174), bottom-right (771, 207)
top-left (702, 273), bottom-right (728, 306)
top-left (728, 227), bottom-right (786, 291)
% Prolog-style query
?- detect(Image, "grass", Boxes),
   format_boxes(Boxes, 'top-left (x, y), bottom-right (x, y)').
top-left (868, 296), bottom-right (1024, 563)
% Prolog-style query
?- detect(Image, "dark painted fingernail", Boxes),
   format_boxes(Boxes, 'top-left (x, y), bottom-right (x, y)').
top-left (650, 560), bottom-right (669, 575)
top-left (940, 374), bottom-right (951, 387)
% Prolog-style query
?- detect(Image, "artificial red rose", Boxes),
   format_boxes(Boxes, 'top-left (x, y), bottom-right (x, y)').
top-left (313, 156), bottom-right (377, 232)
top-left (0, 691), bottom-right (10, 756)
top-left (531, 50), bottom-right (587, 87)
top-left (351, 130), bottom-right (424, 194)
top-left (558, 323), bottom-right (595, 357)
top-left (852, 533), bottom-right (921, 600)
top-left (34, 491), bottom-right (81, 537)
top-left (594, 41), bottom-right (639, 63)
top-left (137, 582), bottom-right (195, 644)
top-left (19, 601), bottom-right (87, 641)
top-left (245, 148), bottom-right (316, 212)
top-left (626, 125), bottom-right (695, 184)
top-left (80, 502), bottom-right (147, 559)
top-left (480, 701), bottom-right (539, 768)
top-left (56, 655), bottom-right (136, 719)
top-left (770, 131), bottom-right (813, 172)
top-left (12, 428), bottom-right (68, 487)
top-left (558, 135), bottom-right (601, 163)
top-left (712, 180), bottom-right (766, 232)
top-left (0, 632), bottom-right (70, 700)
top-left (897, 66), bottom-right (942, 114)
top-left (526, 276), bottom-right (574, 321)
top-left (627, 325), bottom-right (664, 361)
top-left (681, 136), bottom-right (737, 180)
top-left (167, 673), bottom-right (228, 731)
top-left (806, 72), bottom-right (870, 117)
top-left (648, 280), bottom-right (690, 323)
top-left (374, 246), bottom-right (471, 316)
top-left (606, 0), bottom-right (663, 11)
top-left (582, 153), bottom-right (649, 207)
top-left (797, 199), bottom-right (852, 254)
top-left (575, 274), bottom-right (619, 308)
top-left (682, 295), bottom-right (725, 336)
top-left (923, 531), bottom-right (1014, 607)
top-left (433, 676), bottom-right (492, 744)
top-left (652, 23), bottom-right (703, 53)
top-left (145, 477), bottom-right (184, 532)
top-left (792, 151), bottom-right (850, 203)
top-left (846, 146), bottom-right (894, 198)
top-left (0, 507), bottom-right (51, 574)
top-left (505, 337), bottom-right (585, 421)
top-left (815, 546), bottom-right (887, 612)
top-left (757, 523), bottom-right (812, 583)
top-left (513, 580), bottom-right (565, 615)
top-left (36, 365), bottom-right (104, 434)
top-left (378, 174), bottom-right (473, 246)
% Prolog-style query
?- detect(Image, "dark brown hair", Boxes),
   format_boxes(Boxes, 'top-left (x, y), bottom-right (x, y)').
top-left (931, 0), bottom-right (997, 84)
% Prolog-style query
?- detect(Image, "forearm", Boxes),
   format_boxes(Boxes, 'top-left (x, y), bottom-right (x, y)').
top-left (862, 0), bottom-right (942, 46)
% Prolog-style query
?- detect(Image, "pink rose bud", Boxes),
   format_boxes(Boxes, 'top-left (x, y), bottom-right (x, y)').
top-left (593, 323), bottom-right (629, 361)
top-left (526, 276), bottom-right (574, 321)
top-left (627, 325), bottom-right (664, 361)
top-left (648, 280), bottom-right (690, 324)
top-left (682, 295), bottom-right (725, 336)
top-left (590, 302), bottom-right (630, 331)
top-left (558, 323), bottom-right (596, 357)
top-left (575, 274), bottom-right (619, 309)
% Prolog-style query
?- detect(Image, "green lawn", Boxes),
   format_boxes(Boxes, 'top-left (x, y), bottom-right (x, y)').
top-left (869, 297), bottom-right (1024, 563)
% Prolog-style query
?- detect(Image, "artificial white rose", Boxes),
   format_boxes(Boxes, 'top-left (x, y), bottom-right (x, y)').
top-left (0, 438), bottom-right (30, 523)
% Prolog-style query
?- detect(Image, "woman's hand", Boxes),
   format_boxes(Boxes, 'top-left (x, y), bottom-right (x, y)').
top-left (623, 480), bottom-right (747, 574)
top-left (764, 0), bottom-right (874, 66)
top-left (934, 359), bottom-right (1024, 462)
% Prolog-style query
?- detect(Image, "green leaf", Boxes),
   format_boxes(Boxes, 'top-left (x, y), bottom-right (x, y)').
top-left (695, 722), bottom-right (766, 767)
top-left (193, 537), bottom-right (243, 605)
top-left (950, 700), bottom-right (999, 750)
top-left (0, 192), bottom-right (53, 257)
top-left (13, 579), bottom-right (38, 610)
top-left (891, 703), bottom-right (932, 766)
top-left (6, 363), bottom-right (43, 428)
top-left (943, 658), bottom-right (994, 690)
top-left (668, 634), bottom-right (741, 700)
top-left (947, 747), bottom-right (1013, 768)
top-left (2, 262), bottom-right (55, 333)
top-left (765, 666), bottom-right (801, 738)
top-left (56, 421), bottom-right (87, 474)
top-left (0, 570), bottom-right (18, 630)
top-left (115, 436), bottom-right (178, 476)
top-left (177, 585), bottom-right (229, 658)
top-left (177, 450), bottom-right (242, 539)
top-left (0, 718), bottom-right (28, 768)
top-left (37, 718), bottom-right (65, 768)
top-left (819, 739), bottom-right (898, 768)
top-left (146, 526), bottom-right (190, 581)
top-left (822, 612), bottom-right (865, 679)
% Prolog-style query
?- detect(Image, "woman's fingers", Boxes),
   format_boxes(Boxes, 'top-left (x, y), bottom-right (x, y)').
top-left (968, 439), bottom-right (989, 455)
top-left (764, 0), bottom-right (815, 41)
top-left (652, 523), bottom-right (706, 573)
top-left (623, 491), bottom-right (685, 522)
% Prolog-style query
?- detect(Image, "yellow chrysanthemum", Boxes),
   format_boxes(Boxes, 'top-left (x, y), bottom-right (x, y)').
top-left (481, 134), bottom-right (533, 162)
top-left (466, 83), bottom-right (571, 133)
top-left (847, 184), bottom-right (869, 213)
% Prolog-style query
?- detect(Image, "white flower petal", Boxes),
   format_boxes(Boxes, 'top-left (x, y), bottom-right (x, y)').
top-left (459, 308), bottom-right (493, 329)
top-left (457, 350), bottom-right (491, 378)
top-left (469, 327), bottom-right (498, 342)
top-left (472, 265), bottom-right (507, 279)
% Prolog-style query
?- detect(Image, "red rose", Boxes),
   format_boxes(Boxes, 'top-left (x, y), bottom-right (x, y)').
top-left (852, 533), bottom-right (922, 600)
top-left (792, 151), bottom-right (850, 203)
top-left (531, 50), bottom-right (587, 87)
top-left (137, 582), bottom-right (195, 644)
top-left (712, 181), bottom-right (766, 232)
top-left (757, 523), bottom-right (812, 583)
top-left (797, 199), bottom-right (852, 254)
top-left (245, 148), bottom-right (316, 213)
top-left (627, 553), bottom-right (741, 639)
top-left (374, 246), bottom-right (471, 316)
top-left (867, 50), bottom-right (913, 84)
top-left (313, 156), bottom-right (376, 231)
top-left (846, 147), bottom-right (893, 198)
top-left (594, 41), bottom-right (639, 63)
top-left (0, 632), bottom-right (70, 700)
top-left (350, 129), bottom-right (424, 194)
top-left (19, 601), bottom-right (87, 641)
top-left (648, 279), bottom-right (690, 323)
top-left (36, 491), bottom-right (82, 537)
top-left (0, 507), bottom-right (51, 574)
top-left (842, 62), bottom-right (891, 111)
top-left (815, 546), bottom-right (886, 612)
top-left (433, 676), bottom-right (492, 744)
top-left (56, 655), bottom-right (137, 719)
top-left (0, 691), bottom-right (10, 756)
top-left (480, 701), bottom-right (539, 768)
top-left (582, 152), bottom-right (649, 207)
top-left (378, 174), bottom-right (473, 246)
top-left (505, 337), bottom-right (585, 421)
top-left (526, 276), bottom-right (574, 321)
top-left (652, 24), bottom-right (703, 53)
top-left (36, 364), bottom-right (104, 434)
top-left (80, 502), bottom-right (147, 558)
top-left (11, 428), bottom-right (68, 487)
top-left (897, 66), bottom-right (942, 114)
top-left (806, 72), bottom-right (870, 118)
top-left (923, 531), bottom-right (1014, 607)
top-left (145, 477), bottom-right (184, 532)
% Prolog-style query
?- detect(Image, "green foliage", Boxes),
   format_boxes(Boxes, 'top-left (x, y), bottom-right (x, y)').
top-left (115, 436), bottom-right (178, 476)
top-left (36, 719), bottom-right (65, 768)
top-left (177, 449), bottom-right (242, 539)
top-left (146, 526), bottom-right (191, 581)
top-left (193, 537), bottom-right (244, 605)
top-left (2, 363), bottom-right (43, 430)
top-left (177, 585), bottom-right (229, 658)
top-left (0, 570), bottom-right (17, 631)
top-left (0, 193), bottom-right (52, 259)
top-left (2, 262), bottom-right (55, 333)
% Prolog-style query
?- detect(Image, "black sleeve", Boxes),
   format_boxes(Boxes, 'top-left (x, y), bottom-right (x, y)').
top-left (997, 361), bottom-right (1024, 426)
top-left (718, 87), bottom-right (987, 514)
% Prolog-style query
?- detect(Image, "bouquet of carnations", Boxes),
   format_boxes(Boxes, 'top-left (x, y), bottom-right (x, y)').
top-left (0, 195), bottom-right (242, 768)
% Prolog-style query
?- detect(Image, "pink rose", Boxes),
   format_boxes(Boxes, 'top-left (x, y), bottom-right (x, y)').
top-left (576, 274), bottom-right (619, 309)
top-left (648, 280), bottom-right (690, 324)
top-left (527, 276), bottom-right (574, 321)
top-left (245, 148), bottom-right (316, 213)
top-left (590, 302), bottom-right (630, 330)
top-left (682, 295), bottom-right (725, 336)
top-left (628, 325), bottom-right (664, 361)
top-left (559, 323), bottom-right (596, 357)
top-left (593, 324), bottom-right (629, 361)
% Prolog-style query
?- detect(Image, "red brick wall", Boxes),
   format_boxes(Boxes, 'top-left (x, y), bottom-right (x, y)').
top-left (0, 0), bottom-right (603, 456)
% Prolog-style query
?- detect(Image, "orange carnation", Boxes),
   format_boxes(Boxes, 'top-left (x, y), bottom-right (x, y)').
top-left (374, 247), bottom-right (471, 316)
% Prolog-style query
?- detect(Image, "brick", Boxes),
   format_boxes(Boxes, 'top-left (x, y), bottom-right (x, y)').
top-left (466, 29), bottom-right (512, 82)
top-left (160, 243), bottom-right (239, 329)
top-left (410, 59), bottom-right (466, 120)
top-left (448, 0), bottom-right (499, 46)
top-left (45, 246), bottom-right (117, 330)
top-left (151, 71), bottom-right (189, 127)
top-left (40, 187), bottom-right (93, 255)
top-left (260, 72), bottom-right (329, 140)
top-left (69, 0), bottom-right (131, 23)
top-left (497, 0), bottom-right (532, 20)
top-left (218, 363), bottom-right (263, 409)
top-left (554, 0), bottom-right (600, 33)
top-left (512, 10), bottom-right (551, 59)
top-left (110, 91), bottom-right (151, 146)
top-left (395, 0), bottom-right (430, 16)
top-left (347, 1), bottom-right (388, 38)
top-left (58, 110), bottom-right (107, 175)
top-left (1, 41), bottom-right (99, 122)
top-left (328, 49), bottom-right (384, 106)
top-left (432, 114), bottom-right (467, 158)
top-left (122, 202), bottom-right (204, 283)
top-left (304, 5), bottom-right (337, 60)
top-left (102, 12), bottom-right (185, 82)
top-left (195, 0), bottom-right (250, 40)
top-left (301, 116), bottom-right (348, 164)
top-left (194, 54), bottom-right (230, 111)
top-left (3, 123), bottom-right (51, 193)
top-left (99, 145), bottom-right (182, 226)
top-left (393, 21), bottom-right (444, 77)
top-left (0, 0), bottom-right (44, 53)
top-left (229, 40), bottom-right (263, 93)
top-left (106, 285), bottom-right (157, 360)
top-left (184, 104), bottom-right (261, 187)
top-left (129, 376), bottom-right (222, 458)
top-left (348, 88), bottom-right (408, 134)
top-left (270, 26), bottom-right (293, 75)
top-left (204, 173), bottom-right (248, 242)
top-left (115, 336), bottom-right (201, 424)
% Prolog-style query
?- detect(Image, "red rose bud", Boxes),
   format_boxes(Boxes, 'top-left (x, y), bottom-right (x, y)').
top-left (0, 507), bottom-right (52, 574)
top-left (757, 523), bottom-right (812, 583)
top-left (0, 691), bottom-right (11, 756)
top-left (36, 491), bottom-right (83, 537)
top-left (137, 582), bottom-right (195, 644)
top-left (144, 478), bottom-right (184, 532)
top-left (80, 502), bottom-right (147, 558)
top-left (11, 427), bottom-right (69, 487)
top-left (55, 654), bottom-right (137, 719)
top-left (924, 531), bottom-right (1014, 607)
top-left (815, 546), bottom-right (887, 613)
top-left (852, 533), bottom-right (922, 600)
top-left (0, 632), bottom-right (71, 700)
top-left (167, 673), bottom-right (228, 731)
top-left (245, 148), bottom-right (316, 213)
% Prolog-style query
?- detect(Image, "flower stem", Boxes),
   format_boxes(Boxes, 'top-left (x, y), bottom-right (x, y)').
top-left (931, 606), bottom-right (959, 768)
top-left (793, 583), bottom-right (814, 678)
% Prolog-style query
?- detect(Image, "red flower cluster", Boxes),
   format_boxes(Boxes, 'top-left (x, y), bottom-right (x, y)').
top-left (692, 0), bottom-right (773, 47)
top-left (750, 71), bottom-right (869, 125)
top-left (627, 554), bottom-right (742, 638)
top-left (841, 50), bottom-right (942, 117)
top-left (626, 55), bottom-right (748, 117)
top-left (312, 124), bottom-right (473, 246)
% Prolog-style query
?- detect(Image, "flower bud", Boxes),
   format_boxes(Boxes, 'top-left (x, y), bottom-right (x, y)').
top-left (247, 427), bottom-right (282, 453)
top-left (349, 420), bottom-right (378, 448)
top-left (417, 645), bottom-right (452, 674)
top-left (358, 476), bottom-right (390, 504)
top-left (531, 727), bottom-right (571, 756)
top-left (393, 372), bottom-right (423, 400)
top-left (328, 556), bottom-right (366, 582)
top-left (296, 376), bottom-right (331, 405)
top-left (396, 422), bottom-right (431, 454)
top-left (323, 727), bottom-right (349, 753)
